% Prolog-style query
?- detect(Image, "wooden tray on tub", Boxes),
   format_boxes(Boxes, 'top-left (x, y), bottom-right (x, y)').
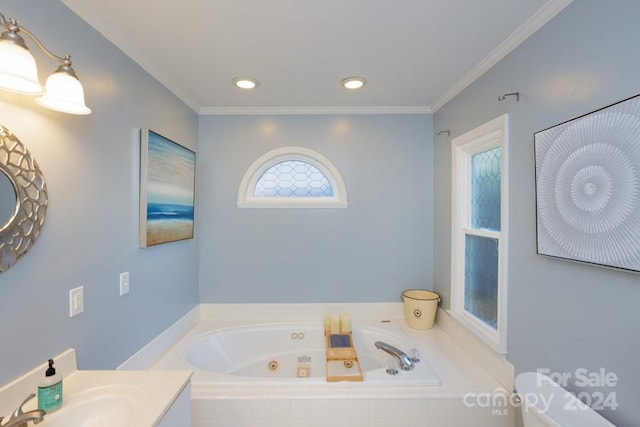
top-left (325, 332), bottom-right (363, 382)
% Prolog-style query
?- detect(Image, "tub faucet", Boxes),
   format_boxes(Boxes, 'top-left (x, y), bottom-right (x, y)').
top-left (374, 341), bottom-right (414, 371)
top-left (1, 393), bottom-right (46, 427)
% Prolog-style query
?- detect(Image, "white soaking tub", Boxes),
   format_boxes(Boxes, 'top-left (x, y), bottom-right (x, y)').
top-left (142, 304), bottom-right (515, 426)
top-left (152, 320), bottom-right (440, 391)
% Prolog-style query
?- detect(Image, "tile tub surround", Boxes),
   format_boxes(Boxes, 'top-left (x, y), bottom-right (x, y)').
top-left (125, 303), bottom-right (515, 426)
top-left (0, 349), bottom-right (192, 426)
top-left (190, 396), bottom-right (515, 427)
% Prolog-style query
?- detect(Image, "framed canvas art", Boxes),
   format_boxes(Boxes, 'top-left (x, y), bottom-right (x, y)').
top-left (140, 129), bottom-right (196, 247)
top-left (534, 94), bottom-right (640, 272)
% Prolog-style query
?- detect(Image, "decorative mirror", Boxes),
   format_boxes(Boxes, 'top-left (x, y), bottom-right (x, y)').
top-left (0, 125), bottom-right (47, 272)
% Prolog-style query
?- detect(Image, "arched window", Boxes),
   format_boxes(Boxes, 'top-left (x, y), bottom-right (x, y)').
top-left (238, 147), bottom-right (348, 208)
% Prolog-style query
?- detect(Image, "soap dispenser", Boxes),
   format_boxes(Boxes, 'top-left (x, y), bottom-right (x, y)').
top-left (37, 359), bottom-right (63, 412)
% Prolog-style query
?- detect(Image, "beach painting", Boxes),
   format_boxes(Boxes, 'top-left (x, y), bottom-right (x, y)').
top-left (140, 129), bottom-right (196, 247)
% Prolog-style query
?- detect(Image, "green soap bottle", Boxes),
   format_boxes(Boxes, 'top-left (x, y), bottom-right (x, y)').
top-left (37, 359), bottom-right (63, 412)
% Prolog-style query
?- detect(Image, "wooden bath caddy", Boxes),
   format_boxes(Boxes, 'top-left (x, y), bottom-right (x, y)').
top-left (325, 332), bottom-right (363, 382)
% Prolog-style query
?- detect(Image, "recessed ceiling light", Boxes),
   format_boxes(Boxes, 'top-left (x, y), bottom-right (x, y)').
top-left (341, 77), bottom-right (366, 90)
top-left (233, 77), bottom-right (259, 89)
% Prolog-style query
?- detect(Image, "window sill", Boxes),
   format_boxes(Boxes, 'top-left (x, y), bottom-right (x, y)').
top-left (445, 308), bottom-right (507, 355)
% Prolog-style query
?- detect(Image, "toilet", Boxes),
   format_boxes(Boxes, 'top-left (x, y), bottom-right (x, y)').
top-left (515, 372), bottom-right (615, 426)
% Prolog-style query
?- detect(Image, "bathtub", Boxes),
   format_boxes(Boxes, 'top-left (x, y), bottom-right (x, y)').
top-left (152, 320), bottom-right (440, 394)
top-left (145, 304), bottom-right (515, 426)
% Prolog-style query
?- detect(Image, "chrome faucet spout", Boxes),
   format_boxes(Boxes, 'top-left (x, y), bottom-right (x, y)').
top-left (374, 341), bottom-right (415, 371)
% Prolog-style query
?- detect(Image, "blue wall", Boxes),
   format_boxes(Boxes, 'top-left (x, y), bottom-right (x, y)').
top-left (0, 0), bottom-right (199, 384)
top-left (433, 1), bottom-right (640, 424)
top-left (5, 1), bottom-right (637, 424)
top-left (198, 114), bottom-right (433, 302)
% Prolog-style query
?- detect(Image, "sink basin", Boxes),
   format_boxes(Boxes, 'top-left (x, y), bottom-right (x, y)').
top-left (0, 352), bottom-right (191, 427)
top-left (40, 384), bottom-right (142, 427)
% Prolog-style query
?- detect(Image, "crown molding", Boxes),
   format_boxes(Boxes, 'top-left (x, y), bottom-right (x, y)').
top-left (199, 105), bottom-right (432, 116)
top-left (61, 0), bottom-right (201, 112)
top-left (64, 0), bottom-right (571, 116)
top-left (431, 0), bottom-right (573, 112)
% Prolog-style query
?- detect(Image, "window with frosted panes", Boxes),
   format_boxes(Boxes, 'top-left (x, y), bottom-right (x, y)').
top-left (237, 146), bottom-right (348, 208)
top-left (253, 160), bottom-right (334, 198)
top-left (451, 114), bottom-right (508, 353)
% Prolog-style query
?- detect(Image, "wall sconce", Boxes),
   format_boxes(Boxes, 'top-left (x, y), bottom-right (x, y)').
top-left (0, 12), bottom-right (90, 115)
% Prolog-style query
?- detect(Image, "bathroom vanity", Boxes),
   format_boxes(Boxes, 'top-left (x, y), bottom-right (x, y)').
top-left (0, 349), bottom-right (191, 426)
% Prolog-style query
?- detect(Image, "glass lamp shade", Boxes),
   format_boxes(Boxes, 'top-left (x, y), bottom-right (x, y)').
top-left (0, 41), bottom-right (43, 94)
top-left (35, 71), bottom-right (91, 115)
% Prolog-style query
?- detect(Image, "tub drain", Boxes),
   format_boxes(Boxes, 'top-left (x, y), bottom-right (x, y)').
top-left (267, 360), bottom-right (279, 371)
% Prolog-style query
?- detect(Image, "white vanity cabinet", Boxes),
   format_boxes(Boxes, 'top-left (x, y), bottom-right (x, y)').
top-left (157, 381), bottom-right (191, 427)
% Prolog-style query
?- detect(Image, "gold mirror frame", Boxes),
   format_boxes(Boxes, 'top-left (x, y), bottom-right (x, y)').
top-left (0, 125), bottom-right (47, 272)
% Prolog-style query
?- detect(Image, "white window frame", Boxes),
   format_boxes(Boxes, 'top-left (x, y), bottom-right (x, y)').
top-left (450, 114), bottom-right (509, 354)
top-left (237, 146), bottom-right (348, 208)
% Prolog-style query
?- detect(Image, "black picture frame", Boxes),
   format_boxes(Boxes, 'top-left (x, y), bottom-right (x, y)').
top-left (534, 93), bottom-right (640, 272)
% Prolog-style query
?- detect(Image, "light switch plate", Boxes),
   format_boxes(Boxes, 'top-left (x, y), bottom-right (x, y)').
top-left (119, 272), bottom-right (130, 296)
top-left (69, 286), bottom-right (84, 317)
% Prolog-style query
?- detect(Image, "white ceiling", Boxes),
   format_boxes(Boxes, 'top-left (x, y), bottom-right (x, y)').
top-left (61, 0), bottom-right (572, 115)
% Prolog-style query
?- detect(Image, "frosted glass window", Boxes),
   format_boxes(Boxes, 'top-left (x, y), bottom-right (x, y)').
top-left (253, 160), bottom-right (334, 197)
top-left (471, 147), bottom-right (501, 231)
top-left (451, 114), bottom-right (508, 353)
top-left (237, 147), bottom-right (347, 208)
top-left (464, 234), bottom-right (499, 329)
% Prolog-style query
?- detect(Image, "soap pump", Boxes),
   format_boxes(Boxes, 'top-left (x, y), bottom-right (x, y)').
top-left (37, 359), bottom-right (63, 412)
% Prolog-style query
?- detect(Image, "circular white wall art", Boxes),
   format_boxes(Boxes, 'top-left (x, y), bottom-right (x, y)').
top-left (535, 94), bottom-right (640, 271)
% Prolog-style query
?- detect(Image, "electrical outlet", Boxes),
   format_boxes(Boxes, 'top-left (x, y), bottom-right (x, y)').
top-left (69, 286), bottom-right (84, 317)
top-left (119, 272), bottom-right (130, 296)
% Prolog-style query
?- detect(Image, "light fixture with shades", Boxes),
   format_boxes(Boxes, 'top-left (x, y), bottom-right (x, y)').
top-left (341, 76), bottom-right (366, 90)
top-left (0, 12), bottom-right (91, 115)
